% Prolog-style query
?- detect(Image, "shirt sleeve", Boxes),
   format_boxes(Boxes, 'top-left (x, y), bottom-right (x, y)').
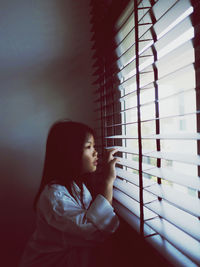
top-left (37, 185), bottom-right (119, 241)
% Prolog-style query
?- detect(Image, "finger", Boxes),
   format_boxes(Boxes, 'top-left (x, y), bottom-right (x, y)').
top-left (106, 148), bottom-right (118, 154)
top-left (104, 148), bottom-right (119, 162)
top-left (107, 148), bottom-right (119, 158)
top-left (110, 157), bottom-right (120, 165)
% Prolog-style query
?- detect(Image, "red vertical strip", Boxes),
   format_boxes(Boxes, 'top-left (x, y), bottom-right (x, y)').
top-left (134, 0), bottom-right (144, 236)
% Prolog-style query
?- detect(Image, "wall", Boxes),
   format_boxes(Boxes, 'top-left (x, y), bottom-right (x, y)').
top-left (0, 0), bottom-right (94, 265)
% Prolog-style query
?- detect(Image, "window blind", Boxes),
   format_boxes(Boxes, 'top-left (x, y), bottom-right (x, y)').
top-left (90, 0), bottom-right (200, 266)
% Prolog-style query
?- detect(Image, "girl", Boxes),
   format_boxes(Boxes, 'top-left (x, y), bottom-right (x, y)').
top-left (20, 120), bottom-right (120, 267)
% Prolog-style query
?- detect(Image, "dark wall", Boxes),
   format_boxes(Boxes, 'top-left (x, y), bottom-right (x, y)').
top-left (0, 1), bottom-right (95, 266)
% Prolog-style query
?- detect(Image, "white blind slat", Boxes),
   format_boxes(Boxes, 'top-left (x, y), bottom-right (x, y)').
top-left (145, 218), bottom-right (200, 265)
top-left (107, 145), bottom-right (200, 165)
top-left (144, 183), bottom-right (200, 218)
top-left (144, 151), bottom-right (200, 165)
top-left (113, 188), bottom-right (157, 220)
top-left (114, 178), bottom-right (157, 204)
top-left (145, 200), bottom-right (200, 241)
top-left (106, 133), bottom-right (200, 140)
top-left (113, 200), bottom-right (156, 236)
top-left (153, 0), bottom-right (192, 39)
top-left (116, 167), bottom-right (155, 187)
top-left (147, 234), bottom-right (198, 267)
top-left (143, 167), bottom-right (200, 191)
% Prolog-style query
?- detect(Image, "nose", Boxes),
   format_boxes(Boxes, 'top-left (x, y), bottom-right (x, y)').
top-left (93, 149), bottom-right (98, 157)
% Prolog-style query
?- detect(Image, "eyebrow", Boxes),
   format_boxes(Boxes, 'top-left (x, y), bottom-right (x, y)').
top-left (86, 141), bottom-right (95, 144)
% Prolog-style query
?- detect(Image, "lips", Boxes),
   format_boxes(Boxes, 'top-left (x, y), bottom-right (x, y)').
top-left (93, 159), bottom-right (98, 166)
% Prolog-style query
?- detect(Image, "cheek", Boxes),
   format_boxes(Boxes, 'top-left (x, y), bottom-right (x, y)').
top-left (83, 155), bottom-right (92, 166)
top-left (81, 154), bottom-right (96, 173)
top-left (81, 154), bottom-right (90, 168)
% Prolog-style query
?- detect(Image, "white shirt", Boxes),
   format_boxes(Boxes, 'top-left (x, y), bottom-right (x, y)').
top-left (20, 183), bottom-right (119, 267)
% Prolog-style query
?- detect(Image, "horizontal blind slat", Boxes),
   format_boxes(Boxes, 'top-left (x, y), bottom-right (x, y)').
top-left (144, 183), bottom-right (200, 218)
top-left (115, 1), bottom-right (134, 33)
top-left (117, 24), bottom-right (194, 90)
top-left (114, 178), bottom-right (140, 202)
top-left (113, 199), bottom-right (156, 235)
top-left (136, 39), bottom-right (194, 87)
top-left (143, 167), bottom-right (200, 190)
top-left (156, 39), bottom-right (194, 79)
top-left (118, 62), bottom-right (197, 92)
top-left (145, 217), bottom-right (200, 265)
top-left (113, 202), bottom-right (199, 266)
top-left (153, 0), bottom-right (192, 40)
top-left (113, 188), bottom-right (157, 220)
top-left (106, 145), bottom-right (200, 165)
top-left (116, 167), bottom-right (155, 187)
top-left (106, 133), bottom-right (200, 140)
top-left (115, 162), bottom-right (200, 190)
top-left (147, 234), bottom-right (198, 267)
top-left (145, 200), bottom-right (200, 241)
top-left (100, 110), bottom-right (199, 126)
top-left (151, 0), bottom-right (177, 22)
top-left (155, 15), bottom-right (193, 57)
top-left (114, 178), bottom-right (157, 204)
top-left (144, 151), bottom-right (200, 165)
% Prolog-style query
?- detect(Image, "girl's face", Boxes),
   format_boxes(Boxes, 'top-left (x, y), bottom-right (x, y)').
top-left (81, 134), bottom-right (98, 174)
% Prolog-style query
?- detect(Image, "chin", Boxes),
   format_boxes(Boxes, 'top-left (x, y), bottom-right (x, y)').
top-left (89, 166), bottom-right (97, 173)
top-left (82, 167), bottom-right (97, 175)
top-left (89, 167), bottom-right (97, 173)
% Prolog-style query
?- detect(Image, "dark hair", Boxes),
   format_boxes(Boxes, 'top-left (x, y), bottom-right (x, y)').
top-left (33, 120), bottom-right (95, 210)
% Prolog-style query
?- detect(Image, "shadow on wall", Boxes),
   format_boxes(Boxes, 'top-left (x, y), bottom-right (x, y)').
top-left (0, 0), bottom-right (94, 266)
top-left (0, 145), bottom-right (39, 266)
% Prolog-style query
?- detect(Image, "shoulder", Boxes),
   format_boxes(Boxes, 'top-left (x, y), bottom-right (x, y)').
top-left (37, 184), bottom-right (74, 213)
top-left (42, 183), bottom-right (71, 200)
top-left (38, 183), bottom-right (92, 212)
top-left (47, 183), bottom-right (69, 195)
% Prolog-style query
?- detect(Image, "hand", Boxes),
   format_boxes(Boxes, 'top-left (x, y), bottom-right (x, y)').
top-left (104, 148), bottom-right (120, 183)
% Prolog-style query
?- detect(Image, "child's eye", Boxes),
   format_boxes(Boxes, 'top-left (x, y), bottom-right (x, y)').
top-left (85, 143), bottom-right (96, 150)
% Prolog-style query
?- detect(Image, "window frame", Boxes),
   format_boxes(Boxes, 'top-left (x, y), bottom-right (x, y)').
top-left (90, 0), bottom-right (200, 266)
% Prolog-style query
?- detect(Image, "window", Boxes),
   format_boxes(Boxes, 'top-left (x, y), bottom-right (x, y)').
top-left (90, 0), bottom-right (200, 266)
